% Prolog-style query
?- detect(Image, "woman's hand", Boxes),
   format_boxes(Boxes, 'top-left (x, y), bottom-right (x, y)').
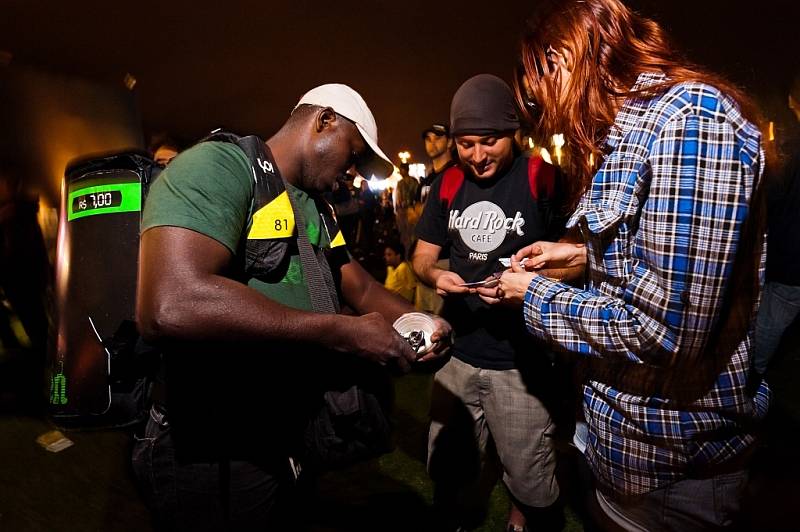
top-left (514, 241), bottom-right (587, 281)
top-left (476, 270), bottom-right (536, 306)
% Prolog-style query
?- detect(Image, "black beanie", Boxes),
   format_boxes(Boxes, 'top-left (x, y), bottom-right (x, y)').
top-left (450, 74), bottom-right (520, 136)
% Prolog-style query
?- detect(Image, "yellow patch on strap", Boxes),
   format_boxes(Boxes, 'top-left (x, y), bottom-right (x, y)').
top-left (248, 190), bottom-right (295, 239)
top-left (330, 230), bottom-right (347, 248)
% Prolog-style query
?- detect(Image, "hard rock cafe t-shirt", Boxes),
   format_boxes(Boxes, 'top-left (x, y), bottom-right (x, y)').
top-left (415, 155), bottom-right (564, 369)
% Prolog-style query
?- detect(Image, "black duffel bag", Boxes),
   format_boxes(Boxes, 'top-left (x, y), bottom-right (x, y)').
top-left (302, 354), bottom-right (394, 471)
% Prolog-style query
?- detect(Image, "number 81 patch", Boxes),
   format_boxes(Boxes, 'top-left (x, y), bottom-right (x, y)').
top-left (248, 190), bottom-right (296, 239)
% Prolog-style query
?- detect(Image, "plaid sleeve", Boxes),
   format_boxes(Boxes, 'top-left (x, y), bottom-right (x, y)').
top-left (523, 110), bottom-right (749, 366)
top-left (522, 274), bottom-right (676, 361)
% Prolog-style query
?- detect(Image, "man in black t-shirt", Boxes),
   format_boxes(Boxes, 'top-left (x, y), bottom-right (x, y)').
top-left (413, 74), bottom-right (564, 531)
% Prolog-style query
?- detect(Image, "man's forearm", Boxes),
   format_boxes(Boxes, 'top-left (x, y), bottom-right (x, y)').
top-left (136, 225), bottom-right (422, 366)
top-left (412, 254), bottom-right (443, 288)
top-left (138, 270), bottom-right (348, 348)
top-left (350, 276), bottom-right (415, 323)
top-left (339, 257), bottom-right (415, 323)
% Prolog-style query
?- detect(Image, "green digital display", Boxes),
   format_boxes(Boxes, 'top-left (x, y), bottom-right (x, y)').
top-left (67, 182), bottom-right (141, 221)
top-left (72, 190), bottom-right (123, 212)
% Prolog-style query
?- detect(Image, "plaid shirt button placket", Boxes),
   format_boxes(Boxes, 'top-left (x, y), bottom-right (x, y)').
top-left (522, 72), bottom-right (770, 496)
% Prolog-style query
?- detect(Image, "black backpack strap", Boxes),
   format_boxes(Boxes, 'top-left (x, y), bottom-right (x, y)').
top-left (232, 135), bottom-right (339, 314)
top-left (199, 130), bottom-right (339, 314)
top-left (290, 195), bottom-right (340, 314)
top-left (229, 134), bottom-right (292, 278)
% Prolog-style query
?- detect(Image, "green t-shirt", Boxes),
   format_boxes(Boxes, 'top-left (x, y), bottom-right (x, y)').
top-left (142, 141), bottom-right (335, 311)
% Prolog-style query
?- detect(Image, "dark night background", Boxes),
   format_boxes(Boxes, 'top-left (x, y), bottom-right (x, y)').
top-left (1, 0), bottom-right (798, 177)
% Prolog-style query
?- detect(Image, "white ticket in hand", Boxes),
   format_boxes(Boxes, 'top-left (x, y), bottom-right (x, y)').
top-left (498, 257), bottom-right (528, 268)
top-left (459, 270), bottom-right (503, 288)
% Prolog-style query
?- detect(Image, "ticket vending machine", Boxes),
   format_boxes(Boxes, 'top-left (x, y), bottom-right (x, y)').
top-left (50, 152), bottom-right (157, 425)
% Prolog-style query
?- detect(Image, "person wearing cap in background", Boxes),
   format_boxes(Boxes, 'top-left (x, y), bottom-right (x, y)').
top-left (419, 123), bottom-right (456, 204)
top-left (413, 123), bottom-right (456, 316)
top-left (134, 83), bottom-right (452, 530)
top-left (412, 74), bottom-right (566, 532)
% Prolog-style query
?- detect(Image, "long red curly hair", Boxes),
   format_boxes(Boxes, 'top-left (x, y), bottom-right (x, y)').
top-left (515, 0), bottom-right (766, 210)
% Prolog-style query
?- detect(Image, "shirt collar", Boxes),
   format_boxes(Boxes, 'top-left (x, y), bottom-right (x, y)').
top-left (604, 71), bottom-right (668, 151)
top-left (567, 72), bottom-right (669, 231)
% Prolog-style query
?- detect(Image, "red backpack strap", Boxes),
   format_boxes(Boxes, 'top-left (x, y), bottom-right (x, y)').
top-left (527, 155), bottom-right (556, 201)
top-left (439, 166), bottom-right (465, 209)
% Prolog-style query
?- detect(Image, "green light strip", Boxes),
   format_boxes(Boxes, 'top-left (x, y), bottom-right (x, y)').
top-left (50, 372), bottom-right (68, 405)
top-left (67, 182), bottom-right (142, 221)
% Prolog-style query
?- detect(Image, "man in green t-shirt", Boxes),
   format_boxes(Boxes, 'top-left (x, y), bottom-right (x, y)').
top-left (133, 84), bottom-right (452, 531)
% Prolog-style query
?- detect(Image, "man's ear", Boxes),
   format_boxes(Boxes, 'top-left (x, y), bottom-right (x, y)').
top-left (315, 107), bottom-right (337, 133)
top-left (447, 138), bottom-right (454, 150)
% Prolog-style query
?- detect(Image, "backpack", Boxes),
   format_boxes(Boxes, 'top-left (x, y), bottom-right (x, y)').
top-left (49, 137), bottom-right (320, 429)
top-left (439, 155), bottom-right (557, 209)
top-left (50, 151), bottom-right (162, 429)
top-left (51, 134), bottom-right (394, 468)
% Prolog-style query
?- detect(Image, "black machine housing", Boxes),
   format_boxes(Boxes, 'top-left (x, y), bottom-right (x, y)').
top-left (49, 151), bottom-right (160, 427)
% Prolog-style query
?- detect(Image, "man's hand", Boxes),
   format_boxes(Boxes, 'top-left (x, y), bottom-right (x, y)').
top-left (415, 315), bottom-right (453, 363)
top-left (340, 312), bottom-right (418, 372)
top-left (413, 239), bottom-right (472, 297)
top-left (435, 271), bottom-right (473, 296)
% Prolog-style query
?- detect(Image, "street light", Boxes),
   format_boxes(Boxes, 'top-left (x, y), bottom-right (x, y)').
top-left (398, 151), bottom-right (411, 164)
top-left (409, 163), bottom-right (426, 179)
top-left (552, 134), bottom-right (565, 166)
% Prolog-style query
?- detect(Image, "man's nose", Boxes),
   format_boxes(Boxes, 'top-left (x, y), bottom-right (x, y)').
top-left (472, 145), bottom-right (486, 163)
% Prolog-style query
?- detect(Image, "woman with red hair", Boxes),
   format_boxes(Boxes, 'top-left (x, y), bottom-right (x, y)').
top-left (483, 0), bottom-right (771, 529)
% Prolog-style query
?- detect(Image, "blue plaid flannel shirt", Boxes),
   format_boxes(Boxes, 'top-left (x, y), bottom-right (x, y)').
top-left (523, 73), bottom-right (770, 496)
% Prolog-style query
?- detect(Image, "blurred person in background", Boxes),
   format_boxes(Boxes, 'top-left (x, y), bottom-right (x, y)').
top-left (383, 239), bottom-right (417, 303)
top-left (0, 158), bottom-right (51, 411)
top-left (148, 133), bottom-right (180, 167)
top-left (394, 162), bottom-right (421, 254)
top-left (419, 123), bottom-right (456, 204)
top-left (753, 73), bottom-right (800, 377)
top-left (414, 123), bottom-right (456, 315)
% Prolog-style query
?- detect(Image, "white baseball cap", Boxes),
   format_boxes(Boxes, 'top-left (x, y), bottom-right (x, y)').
top-left (294, 83), bottom-right (394, 179)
